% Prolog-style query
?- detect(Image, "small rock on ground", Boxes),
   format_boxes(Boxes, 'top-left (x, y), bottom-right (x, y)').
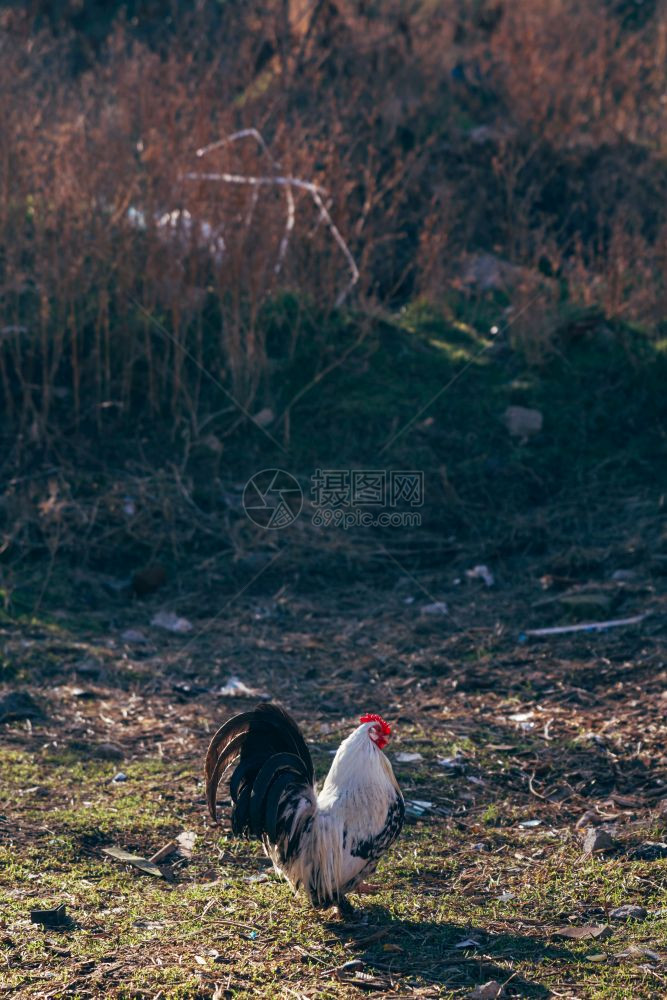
top-left (582, 827), bottom-right (615, 854)
top-left (468, 982), bottom-right (505, 1000)
top-left (0, 691), bottom-right (44, 723)
top-left (610, 905), bottom-right (647, 921)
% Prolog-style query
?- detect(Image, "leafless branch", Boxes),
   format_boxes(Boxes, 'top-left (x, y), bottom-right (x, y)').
top-left (187, 129), bottom-right (359, 305)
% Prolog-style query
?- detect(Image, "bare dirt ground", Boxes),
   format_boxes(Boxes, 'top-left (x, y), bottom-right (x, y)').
top-left (1, 554), bottom-right (666, 998)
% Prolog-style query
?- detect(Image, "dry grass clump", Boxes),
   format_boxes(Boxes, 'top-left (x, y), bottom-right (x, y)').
top-left (2, 1), bottom-right (666, 442)
top-left (0, 1), bottom-right (666, 575)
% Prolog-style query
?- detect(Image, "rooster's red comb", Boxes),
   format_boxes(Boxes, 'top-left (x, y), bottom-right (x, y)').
top-left (360, 713), bottom-right (391, 736)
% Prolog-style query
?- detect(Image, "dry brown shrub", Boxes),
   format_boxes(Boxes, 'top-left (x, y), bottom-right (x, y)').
top-left (1, 0), bottom-right (666, 452)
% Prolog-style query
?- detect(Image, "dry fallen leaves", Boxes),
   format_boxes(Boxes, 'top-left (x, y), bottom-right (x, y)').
top-left (102, 847), bottom-right (165, 878)
top-left (554, 925), bottom-right (612, 941)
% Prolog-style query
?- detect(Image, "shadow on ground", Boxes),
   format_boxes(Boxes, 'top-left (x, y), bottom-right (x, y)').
top-left (328, 905), bottom-right (574, 995)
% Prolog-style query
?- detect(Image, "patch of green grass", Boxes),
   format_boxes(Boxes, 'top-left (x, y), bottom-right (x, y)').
top-left (2, 731), bottom-right (667, 999)
top-left (233, 294), bottom-right (667, 561)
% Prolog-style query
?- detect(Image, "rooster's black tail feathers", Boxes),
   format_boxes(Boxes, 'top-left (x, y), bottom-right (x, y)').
top-left (205, 703), bottom-right (315, 841)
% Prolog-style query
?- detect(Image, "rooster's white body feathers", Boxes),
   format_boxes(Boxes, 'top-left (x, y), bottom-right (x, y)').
top-left (205, 705), bottom-right (404, 907)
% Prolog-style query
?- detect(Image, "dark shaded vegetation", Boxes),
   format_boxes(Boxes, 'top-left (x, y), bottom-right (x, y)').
top-left (0, 2), bottom-right (661, 662)
top-left (2, 0), bottom-right (667, 455)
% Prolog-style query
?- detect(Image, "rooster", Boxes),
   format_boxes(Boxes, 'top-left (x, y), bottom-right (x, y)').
top-left (205, 703), bottom-right (404, 916)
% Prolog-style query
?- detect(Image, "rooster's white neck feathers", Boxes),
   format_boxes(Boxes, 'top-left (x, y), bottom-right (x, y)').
top-left (319, 722), bottom-right (396, 802)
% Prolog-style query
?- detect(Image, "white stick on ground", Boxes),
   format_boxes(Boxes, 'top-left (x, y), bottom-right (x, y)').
top-left (524, 612), bottom-right (649, 638)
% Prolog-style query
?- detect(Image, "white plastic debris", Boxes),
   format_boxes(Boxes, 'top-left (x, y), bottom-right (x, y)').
top-left (151, 611), bottom-right (193, 634)
top-left (156, 208), bottom-right (226, 262)
top-left (127, 205), bottom-right (225, 262)
top-left (126, 205), bottom-right (147, 229)
top-left (404, 799), bottom-right (433, 818)
top-left (455, 937), bottom-right (482, 949)
top-left (503, 405), bottom-right (543, 441)
top-left (0, 325), bottom-right (28, 337)
top-left (468, 982), bottom-right (505, 1000)
top-left (395, 752), bottom-right (423, 763)
top-left (420, 601), bottom-right (449, 616)
top-left (218, 676), bottom-right (267, 698)
top-left (508, 711), bottom-right (535, 732)
top-left (252, 407), bottom-right (274, 428)
top-left (438, 754), bottom-right (466, 770)
top-left (465, 564), bottom-right (495, 587)
top-left (121, 629), bottom-right (150, 644)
